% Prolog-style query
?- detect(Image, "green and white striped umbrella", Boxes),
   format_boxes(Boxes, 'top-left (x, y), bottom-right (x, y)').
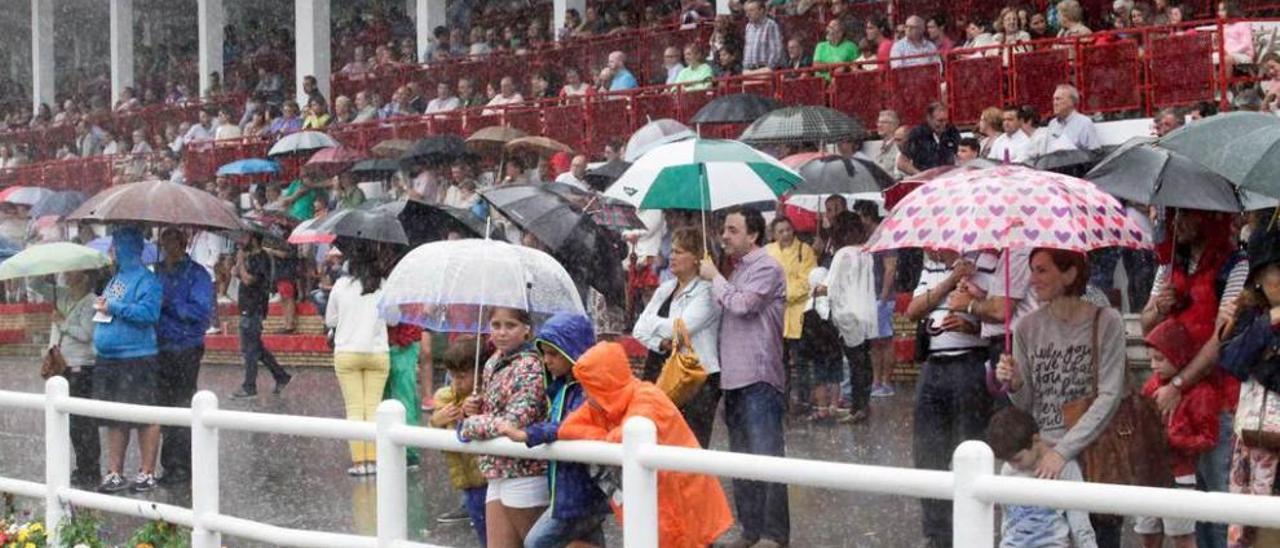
top-left (603, 138), bottom-right (802, 211)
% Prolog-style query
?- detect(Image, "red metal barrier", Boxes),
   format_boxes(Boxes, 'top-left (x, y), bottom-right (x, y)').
top-left (776, 72), bottom-right (827, 108)
top-left (543, 102), bottom-right (588, 153)
top-left (1012, 47), bottom-right (1073, 119)
top-left (1146, 31), bottom-right (1218, 109)
top-left (888, 64), bottom-right (943, 127)
top-left (586, 96), bottom-right (633, 156)
top-left (462, 110), bottom-right (502, 135)
top-left (1078, 40), bottom-right (1143, 114)
top-left (946, 53), bottom-right (1005, 126)
top-left (829, 69), bottom-right (883, 127)
top-left (678, 88), bottom-right (717, 125)
top-left (428, 115), bottom-right (463, 137)
top-left (631, 90), bottom-right (681, 130)
top-left (502, 107), bottom-right (545, 136)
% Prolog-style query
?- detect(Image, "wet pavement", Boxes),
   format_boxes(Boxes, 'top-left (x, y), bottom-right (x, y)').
top-left (0, 359), bottom-right (1140, 547)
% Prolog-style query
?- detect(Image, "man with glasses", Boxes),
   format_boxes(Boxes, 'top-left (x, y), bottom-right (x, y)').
top-left (662, 46), bottom-right (685, 85)
top-left (890, 15), bottom-right (941, 68)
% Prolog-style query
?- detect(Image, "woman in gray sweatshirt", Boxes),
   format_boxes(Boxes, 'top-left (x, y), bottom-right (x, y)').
top-left (997, 248), bottom-right (1125, 546)
top-left (55, 268), bottom-right (101, 485)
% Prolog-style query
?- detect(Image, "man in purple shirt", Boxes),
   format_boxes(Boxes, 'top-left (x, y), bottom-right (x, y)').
top-left (699, 206), bottom-right (790, 548)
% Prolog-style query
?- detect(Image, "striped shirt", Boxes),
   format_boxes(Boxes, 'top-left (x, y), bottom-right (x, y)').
top-left (914, 257), bottom-right (990, 355)
top-left (1150, 259), bottom-right (1249, 317)
top-left (743, 17), bottom-right (785, 70)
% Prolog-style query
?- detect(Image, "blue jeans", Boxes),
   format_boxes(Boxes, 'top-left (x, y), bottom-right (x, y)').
top-left (463, 486), bottom-right (487, 547)
top-left (723, 382), bottom-right (790, 544)
top-left (524, 508), bottom-right (607, 548)
top-left (239, 314), bottom-right (289, 392)
top-left (1195, 411), bottom-right (1233, 548)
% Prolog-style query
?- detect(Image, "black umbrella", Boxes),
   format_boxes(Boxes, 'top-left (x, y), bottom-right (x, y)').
top-left (313, 204), bottom-right (408, 245)
top-left (740, 106), bottom-right (868, 145)
top-left (481, 184), bottom-right (626, 305)
top-left (351, 158), bottom-right (402, 178)
top-left (401, 135), bottom-right (473, 167)
top-left (689, 93), bottom-right (784, 125)
top-left (791, 155), bottom-right (894, 195)
top-left (383, 199), bottom-right (489, 245)
top-left (584, 159), bottom-right (631, 191)
top-left (1085, 138), bottom-right (1244, 212)
top-left (1028, 148), bottom-right (1099, 176)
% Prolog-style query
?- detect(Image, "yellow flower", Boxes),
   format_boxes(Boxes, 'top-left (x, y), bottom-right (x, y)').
top-left (26, 524), bottom-right (39, 533)
top-left (136, 543), bottom-right (154, 548)
top-left (23, 543), bottom-right (35, 548)
top-left (14, 531), bottom-right (24, 543)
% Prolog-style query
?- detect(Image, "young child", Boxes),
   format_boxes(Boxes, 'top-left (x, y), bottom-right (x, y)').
top-left (459, 307), bottom-right (549, 546)
top-left (987, 407), bottom-right (1098, 548)
top-left (428, 337), bottom-right (487, 546)
top-left (1138, 319), bottom-right (1221, 548)
top-left (498, 313), bottom-right (610, 548)
top-left (557, 342), bottom-right (734, 547)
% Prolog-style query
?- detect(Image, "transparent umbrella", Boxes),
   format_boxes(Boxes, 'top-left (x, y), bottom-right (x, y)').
top-left (381, 238), bottom-right (584, 379)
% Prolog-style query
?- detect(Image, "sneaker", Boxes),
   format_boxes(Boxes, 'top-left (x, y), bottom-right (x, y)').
top-left (205, 326), bottom-right (221, 335)
top-left (231, 389), bottom-right (258, 399)
top-left (131, 472), bottom-right (157, 493)
top-left (347, 464), bottom-right (364, 476)
top-left (97, 472), bottom-right (128, 493)
top-left (870, 384), bottom-right (890, 398)
top-left (436, 506), bottom-right (471, 524)
top-left (838, 409), bottom-right (869, 425)
top-left (272, 375), bottom-right (292, 395)
top-left (362, 462), bottom-right (377, 476)
top-left (880, 384), bottom-right (896, 397)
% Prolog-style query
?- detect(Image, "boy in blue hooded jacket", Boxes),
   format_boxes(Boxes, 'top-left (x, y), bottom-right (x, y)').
top-left (91, 225), bottom-right (164, 494)
top-left (498, 313), bottom-right (611, 548)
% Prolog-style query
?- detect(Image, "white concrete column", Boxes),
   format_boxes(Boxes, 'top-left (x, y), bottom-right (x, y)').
top-left (296, 0), bottom-right (331, 106)
top-left (110, 0), bottom-right (135, 104)
top-left (415, 0), bottom-right (446, 63)
top-left (197, 0), bottom-right (224, 98)
top-left (716, 0), bottom-right (732, 15)
top-left (31, 0), bottom-right (54, 114)
top-left (553, 0), bottom-right (585, 42)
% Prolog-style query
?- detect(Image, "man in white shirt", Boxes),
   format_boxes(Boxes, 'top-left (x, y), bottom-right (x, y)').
top-left (554, 155), bottom-right (591, 191)
top-left (986, 106), bottom-right (1032, 163)
top-left (482, 77), bottom-right (524, 115)
top-left (179, 110), bottom-right (217, 150)
top-left (889, 16), bottom-right (942, 68)
top-left (1045, 84), bottom-right (1100, 151)
top-left (662, 47), bottom-right (685, 84)
top-left (425, 82), bottom-right (461, 114)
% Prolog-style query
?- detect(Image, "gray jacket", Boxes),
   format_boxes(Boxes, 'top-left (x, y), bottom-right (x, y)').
top-left (56, 293), bottom-right (97, 367)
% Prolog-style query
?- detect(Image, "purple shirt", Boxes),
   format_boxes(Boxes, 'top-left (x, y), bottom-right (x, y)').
top-left (711, 247), bottom-right (786, 393)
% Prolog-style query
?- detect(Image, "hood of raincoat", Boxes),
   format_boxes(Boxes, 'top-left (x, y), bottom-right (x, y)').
top-left (1146, 319), bottom-right (1196, 371)
top-left (535, 313), bottom-right (596, 365)
top-left (111, 225), bottom-right (147, 273)
top-left (572, 341), bottom-right (638, 423)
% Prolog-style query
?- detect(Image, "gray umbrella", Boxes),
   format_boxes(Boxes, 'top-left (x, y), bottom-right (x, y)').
top-left (740, 106), bottom-right (868, 145)
top-left (791, 155), bottom-right (894, 195)
top-left (1086, 138), bottom-right (1245, 212)
top-left (28, 190), bottom-right (87, 218)
top-left (1027, 147), bottom-right (1098, 175)
top-left (1158, 111), bottom-right (1280, 199)
top-left (689, 93), bottom-right (784, 125)
top-left (312, 205), bottom-right (408, 245)
top-left (626, 119), bottom-right (694, 162)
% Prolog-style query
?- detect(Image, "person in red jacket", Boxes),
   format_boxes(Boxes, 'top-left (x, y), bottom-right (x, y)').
top-left (1138, 319), bottom-right (1221, 548)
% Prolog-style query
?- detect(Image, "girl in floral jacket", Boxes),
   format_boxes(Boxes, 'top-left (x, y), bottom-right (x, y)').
top-left (460, 307), bottom-right (548, 547)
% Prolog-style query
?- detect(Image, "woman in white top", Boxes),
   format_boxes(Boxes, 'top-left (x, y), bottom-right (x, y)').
top-left (815, 211), bottom-right (879, 423)
top-left (325, 257), bottom-right (398, 475)
top-left (990, 9), bottom-right (1032, 65)
top-left (559, 68), bottom-right (592, 97)
top-left (632, 226), bottom-right (722, 448)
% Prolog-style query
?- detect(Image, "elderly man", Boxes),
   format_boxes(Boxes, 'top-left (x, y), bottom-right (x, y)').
top-left (1047, 84), bottom-right (1100, 151)
top-left (899, 102), bottom-right (960, 175)
top-left (607, 51), bottom-right (638, 91)
top-left (1154, 106), bottom-right (1184, 137)
top-left (873, 110), bottom-right (901, 176)
top-left (352, 91), bottom-right (379, 123)
top-left (890, 15), bottom-right (941, 68)
top-left (178, 110), bottom-right (217, 149)
top-left (482, 77), bottom-right (525, 115)
top-left (457, 77), bottom-right (487, 108)
top-left (662, 46), bottom-right (685, 84)
top-left (555, 155), bottom-right (591, 191)
top-left (742, 0), bottom-right (785, 74)
top-left (986, 105), bottom-right (1031, 163)
top-left (425, 82), bottom-right (460, 113)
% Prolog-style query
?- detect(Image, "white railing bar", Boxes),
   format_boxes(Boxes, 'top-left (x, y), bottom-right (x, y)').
top-left (0, 477), bottom-right (45, 499)
top-left (0, 389), bottom-right (45, 411)
top-left (58, 487), bottom-right (195, 527)
top-left (388, 424), bottom-right (625, 466)
top-left (202, 408), bottom-right (375, 441)
top-left (971, 475), bottom-right (1280, 529)
top-left (390, 540), bottom-right (451, 548)
top-left (636, 444), bottom-right (955, 500)
top-left (202, 513), bottom-right (378, 548)
top-left (57, 396), bottom-right (191, 427)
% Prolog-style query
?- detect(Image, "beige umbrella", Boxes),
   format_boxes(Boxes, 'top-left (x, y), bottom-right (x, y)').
top-left (371, 139), bottom-right (414, 158)
top-left (466, 125), bottom-right (528, 156)
top-left (505, 136), bottom-right (574, 158)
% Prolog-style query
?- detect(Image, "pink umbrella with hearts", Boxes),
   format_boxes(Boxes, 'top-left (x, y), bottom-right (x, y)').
top-left (864, 165), bottom-right (1152, 383)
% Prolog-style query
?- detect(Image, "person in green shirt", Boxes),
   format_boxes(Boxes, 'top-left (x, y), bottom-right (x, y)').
top-left (673, 42), bottom-right (715, 91)
top-left (337, 172), bottom-right (366, 209)
top-left (813, 19), bottom-right (860, 80)
top-left (280, 174), bottom-right (324, 222)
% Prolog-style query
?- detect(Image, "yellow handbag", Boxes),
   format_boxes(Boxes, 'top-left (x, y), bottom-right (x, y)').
top-left (655, 318), bottom-right (708, 406)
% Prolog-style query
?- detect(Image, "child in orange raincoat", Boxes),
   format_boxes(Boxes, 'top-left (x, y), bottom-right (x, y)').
top-left (557, 341), bottom-right (734, 548)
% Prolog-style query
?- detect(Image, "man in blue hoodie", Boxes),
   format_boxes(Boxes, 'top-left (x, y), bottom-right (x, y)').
top-left (155, 227), bottom-right (214, 485)
top-left (91, 225), bottom-right (163, 494)
top-left (498, 313), bottom-right (610, 548)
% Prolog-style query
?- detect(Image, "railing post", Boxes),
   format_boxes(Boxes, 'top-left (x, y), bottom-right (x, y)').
top-left (952, 440), bottom-right (995, 548)
top-left (190, 390), bottom-right (221, 548)
top-left (622, 416), bottom-right (658, 548)
top-left (376, 399), bottom-right (407, 548)
top-left (43, 375), bottom-right (70, 546)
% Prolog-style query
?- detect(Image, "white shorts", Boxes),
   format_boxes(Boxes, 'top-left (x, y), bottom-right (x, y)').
top-left (485, 476), bottom-right (550, 508)
top-left (1134, 481), bottom-right (1196, 537)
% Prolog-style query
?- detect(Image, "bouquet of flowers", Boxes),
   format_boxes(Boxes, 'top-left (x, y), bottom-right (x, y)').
top-left (0, 516), bottom-right (47, 548)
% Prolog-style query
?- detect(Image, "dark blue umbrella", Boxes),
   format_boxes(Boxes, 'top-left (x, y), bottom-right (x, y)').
top-left (216, 158), bottom-right (279, 177)
top-left (28, 190), bottom-right (88, 219)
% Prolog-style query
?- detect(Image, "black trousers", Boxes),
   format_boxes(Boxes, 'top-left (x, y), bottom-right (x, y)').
top-left (680, 372), bottom-right (721, 449)
top-left (66, 367), bottom-right (100, 476)
top-left (157, 344), bottom-right (204, 475)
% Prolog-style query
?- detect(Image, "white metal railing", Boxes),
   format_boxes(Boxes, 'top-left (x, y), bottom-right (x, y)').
top-left (7, 376), bottom-right (1280, 547)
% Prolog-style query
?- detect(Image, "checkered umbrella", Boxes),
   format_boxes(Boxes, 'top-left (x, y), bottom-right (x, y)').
top-left (739, 106), bottom-right (867, 145)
